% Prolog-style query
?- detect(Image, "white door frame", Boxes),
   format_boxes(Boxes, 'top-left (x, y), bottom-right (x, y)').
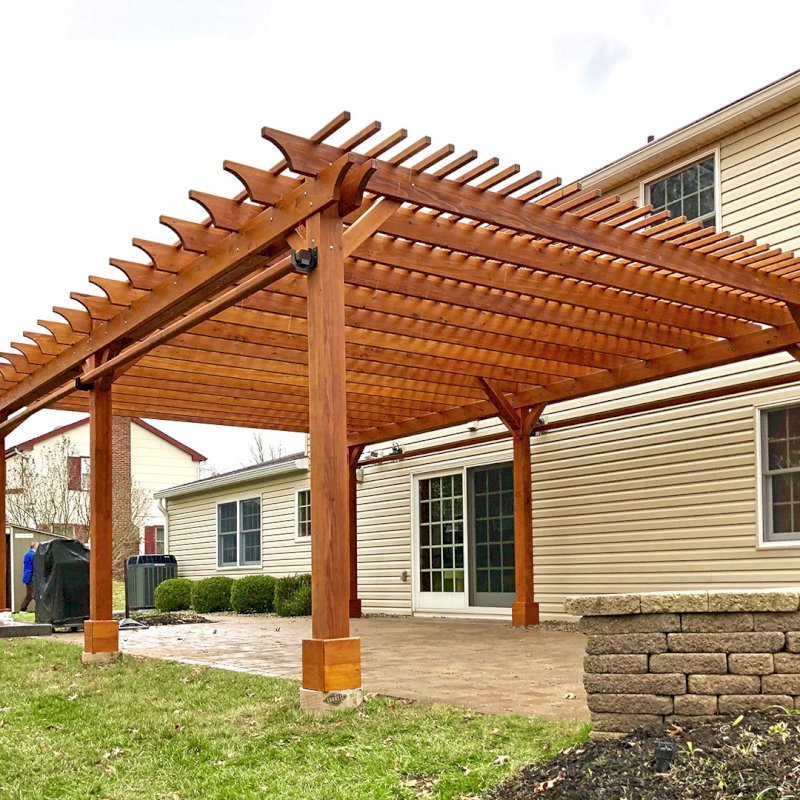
top-left (410, 450), bottom-right (517, 616)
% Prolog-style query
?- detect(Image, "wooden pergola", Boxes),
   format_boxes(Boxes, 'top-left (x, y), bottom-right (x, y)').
top-left (2, 112), bottom-right (800, 699)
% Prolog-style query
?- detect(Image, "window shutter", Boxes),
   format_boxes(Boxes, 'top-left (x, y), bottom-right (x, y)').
top-left (144, 525), bottom-right (156, 554)
top-left (67, 456), bottom-right (82, 491)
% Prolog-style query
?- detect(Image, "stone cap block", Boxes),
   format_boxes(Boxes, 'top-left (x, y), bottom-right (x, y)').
top-left (640, 591), bottom-right (709, 614)
top-left (565, 588), bottom-right (800, 618)
top-left (564, 594), bottom-right (641, 617)
top-left (707, 589), bottom-right (800, 613)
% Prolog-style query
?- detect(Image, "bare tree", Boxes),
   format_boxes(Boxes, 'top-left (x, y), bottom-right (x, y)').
top-left (247, 431), bottom-right (285, 465)
top-left (6, 436), bottom-right (150, 578)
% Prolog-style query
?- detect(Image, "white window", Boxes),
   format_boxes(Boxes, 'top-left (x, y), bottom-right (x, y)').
top-left (80, 457), bottom-right (91, 491)
top-left (217, 498), bottom-right (261, 567)
top-left (296, 489), bottom-right (311, 539)
top-left (761, 404), bottom-right (800, 544)
top-left (155, 525), bottom-right (166, 555)
top-left (645, 154), bottom-right (717, 229)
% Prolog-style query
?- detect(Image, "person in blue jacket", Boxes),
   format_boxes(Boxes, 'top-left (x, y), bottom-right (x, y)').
top-left (20, 543), bottom-right (37, 612)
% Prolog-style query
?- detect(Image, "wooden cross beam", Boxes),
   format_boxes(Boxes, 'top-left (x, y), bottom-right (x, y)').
top-left (348, 321), bottom-right (800, 446)
top-left (262, 127), bottom-right (800, 306)
top-left (0, 156), bottom-right (363, 417)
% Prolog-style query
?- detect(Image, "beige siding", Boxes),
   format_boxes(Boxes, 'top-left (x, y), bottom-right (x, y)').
top-left (130, 423), bottom-right (200, 526)
top-left (165, 471), bottom-right (312, 579)
top-left (720, 102), bottom-right (800, 252)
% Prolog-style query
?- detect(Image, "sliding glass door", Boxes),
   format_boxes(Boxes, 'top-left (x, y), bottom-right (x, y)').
top-left (414, 461), bottom-right (515, 612)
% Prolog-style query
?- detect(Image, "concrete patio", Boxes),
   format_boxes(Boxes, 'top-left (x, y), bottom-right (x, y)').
top-left (56, 615), bottom-right (588, 720)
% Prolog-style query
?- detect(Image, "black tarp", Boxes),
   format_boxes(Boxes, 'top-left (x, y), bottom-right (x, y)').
top-left (34, 539), bottom-right (90, 626)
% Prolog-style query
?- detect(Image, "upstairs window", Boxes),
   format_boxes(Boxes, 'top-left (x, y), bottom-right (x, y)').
top-left (646, 155), bottom-right (716, 229)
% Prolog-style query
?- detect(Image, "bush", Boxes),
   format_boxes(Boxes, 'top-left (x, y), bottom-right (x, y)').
top-left (191, 576), bottom-right (234, 613)
top-left (274, 574), bottom-right (312, 616)
top-left (153, 577), bottom-right (193, 612)
top-left (230, 575), bottom-right (277, 614)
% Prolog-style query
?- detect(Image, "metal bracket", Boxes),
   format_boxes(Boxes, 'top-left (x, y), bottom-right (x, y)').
top-left (291, 247), bottom-right (318, 274)
top-left (75, 377), bottom-right (94, 392)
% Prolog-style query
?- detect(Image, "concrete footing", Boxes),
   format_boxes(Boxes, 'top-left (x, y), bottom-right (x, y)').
top-left (299, 687), bottom-right (364, 715)
top-left (81, 650), bottom-right (122, 665)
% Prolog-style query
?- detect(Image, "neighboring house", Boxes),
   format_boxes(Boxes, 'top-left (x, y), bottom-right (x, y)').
top-left (158, 70), bottom-right (800, 620)
top-left (6, 416), bottom-right (205, 553)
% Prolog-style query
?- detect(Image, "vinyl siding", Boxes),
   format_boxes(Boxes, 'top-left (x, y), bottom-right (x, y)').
top-left (165, 471), bottom-right (313, 579)
top-left (130, 423), bottom-right (200, 526)
top-left (361, 353), bottom-right (800, 619)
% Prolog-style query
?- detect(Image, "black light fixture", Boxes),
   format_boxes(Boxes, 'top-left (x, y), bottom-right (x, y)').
top-left (390, 442), bottom-right (403, 455)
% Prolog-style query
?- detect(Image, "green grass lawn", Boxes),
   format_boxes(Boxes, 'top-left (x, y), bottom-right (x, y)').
top-left (112, 580), bottom-right (126, 611)
top-left (0, 639), bottom-right (587, 800)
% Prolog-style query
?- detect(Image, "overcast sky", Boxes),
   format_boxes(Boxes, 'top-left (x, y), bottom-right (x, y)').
top-left (1, 1), bottom-right (798, 471)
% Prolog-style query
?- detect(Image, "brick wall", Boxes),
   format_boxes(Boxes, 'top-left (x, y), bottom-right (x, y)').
top-left (111, 415), bottom-right (132, 518)
top-left (565, 588), bottom-right (800, 738)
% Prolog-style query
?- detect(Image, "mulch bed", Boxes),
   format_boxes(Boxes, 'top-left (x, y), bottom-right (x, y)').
top-left (113, 611), bottom-right (210, 626)
top-left (485, 710), bottom-right (800, 799)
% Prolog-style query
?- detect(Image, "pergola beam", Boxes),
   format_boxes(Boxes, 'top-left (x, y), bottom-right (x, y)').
top-left (263, 127), bottom-right (800, 306)
top-left (0, 157), bottom-right (360, 416)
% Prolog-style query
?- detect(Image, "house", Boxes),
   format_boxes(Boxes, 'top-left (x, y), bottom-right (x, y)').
top-left (155, 69), bottom-right (800, 621)
top-left (6, 416), bottom-right (205, 553)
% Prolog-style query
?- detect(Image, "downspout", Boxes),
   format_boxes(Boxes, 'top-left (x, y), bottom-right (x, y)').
top-left (157, 497), bottom-right (169, 555)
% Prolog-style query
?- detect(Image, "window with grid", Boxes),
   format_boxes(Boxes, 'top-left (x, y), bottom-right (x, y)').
top-left (155, 526), bottom-right (165, 555)
top-left (763, 406), bottom-right (800, 543)
top-left (646, 155), bottom-right (716, 229)
top-left (418, 474), bottom-right (464, 592)
top-left (217, 498), bottom-right (261, 566)
top-left (297, 489), bottom-right (311, 539)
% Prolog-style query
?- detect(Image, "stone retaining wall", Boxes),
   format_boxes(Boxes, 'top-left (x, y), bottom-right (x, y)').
top-left (564, 588), bottom-right (800, 738)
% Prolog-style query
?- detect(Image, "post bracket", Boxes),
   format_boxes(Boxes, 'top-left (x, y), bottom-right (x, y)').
top-left (291, 247), bottom-right (318, 274)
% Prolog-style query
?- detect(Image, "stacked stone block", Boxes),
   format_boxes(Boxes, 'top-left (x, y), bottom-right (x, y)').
top-left (564, 588), bottom-right (800, 738)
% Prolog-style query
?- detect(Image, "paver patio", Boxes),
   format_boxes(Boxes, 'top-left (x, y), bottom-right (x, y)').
top-left (56, 616), bottom-right (587, 720)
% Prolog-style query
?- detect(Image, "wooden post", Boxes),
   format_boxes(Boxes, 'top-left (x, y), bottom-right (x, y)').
top-left (301, 206), bottom-right (361, 706)
top-left (0, 436), bottom-right (7, 612)
top-left (83, 369), bottom-right (120, 663)
top-left (511, 432), bottom-right (538, 627)
top-left (348, 444), bottom-right (364, 619)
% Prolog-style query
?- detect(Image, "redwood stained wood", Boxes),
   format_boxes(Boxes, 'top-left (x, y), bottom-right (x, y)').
top-left (85, 362), bottom-right (117, 654)
top-left (0, 439), bottom-right (7, 611)
top-left (511, 433), bottom-right (538, 627)
top-left (348, 444), bottom-right (364, 619)
top-left (0, 157), bottom-right (357, 416)
top-left (262, 127), bottom-right (800, 305)
top-left (307, 207), bottom-right (351, 644)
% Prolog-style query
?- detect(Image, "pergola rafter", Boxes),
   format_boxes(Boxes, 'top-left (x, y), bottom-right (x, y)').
top-left (3, 112), bottom-right (800, 700)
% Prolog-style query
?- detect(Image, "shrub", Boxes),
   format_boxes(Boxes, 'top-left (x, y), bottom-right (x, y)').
top-left (230, 575), bottom-right (277, 614)
top-left (191, 576), bottom-right (234, 613)
top-left (153, 577), bottom-right (193, 612)
top-left (274, 574), bottom-right (312, 617)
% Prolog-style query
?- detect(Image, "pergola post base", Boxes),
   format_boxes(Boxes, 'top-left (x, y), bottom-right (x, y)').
top-left (512, 601), bottom-right (540, 627)
top-left (349, 599), bottom-right (362, 618)
top-left (83, 619), bottom-right (120, 662)
top-left (299, 687), bottom-right (364, 715)
top-left (302, 637), bottom-right (361, 692)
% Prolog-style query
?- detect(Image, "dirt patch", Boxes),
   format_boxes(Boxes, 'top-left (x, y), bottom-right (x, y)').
top-left (484, 710), bottom-right (800, 799)
top-left (114, 611), bottom-right (210, 626)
